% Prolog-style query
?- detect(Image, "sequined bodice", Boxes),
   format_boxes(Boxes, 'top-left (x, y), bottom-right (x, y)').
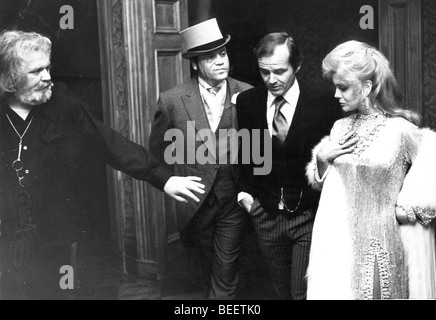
top-left (343, 113), bottom-right (388, 156)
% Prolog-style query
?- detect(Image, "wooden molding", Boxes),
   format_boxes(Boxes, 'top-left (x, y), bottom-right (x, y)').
top-left (379, 0), bottom-right (422, 113)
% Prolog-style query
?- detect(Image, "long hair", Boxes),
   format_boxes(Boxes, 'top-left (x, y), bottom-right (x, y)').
top-left (0, 30), bottom-right (51, 97)
top-left (322, 40), bottom-right (421, 126)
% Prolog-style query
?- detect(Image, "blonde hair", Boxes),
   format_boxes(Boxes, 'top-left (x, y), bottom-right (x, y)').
top-left (322, 40), bottom-right (420, 126)
top-left (0, 30), bottom-right (51, 97)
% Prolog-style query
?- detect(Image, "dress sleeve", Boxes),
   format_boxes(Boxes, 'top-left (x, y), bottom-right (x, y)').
top-left (397, 127), bottom-right (436, 225)
top-left (305, 121), bottom-right (341, 191)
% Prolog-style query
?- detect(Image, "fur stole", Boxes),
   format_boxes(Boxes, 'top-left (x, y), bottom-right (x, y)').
top-left (397, 128), bottom-right (436, 299)
top-left (305, 135), bottom-right (330, 191)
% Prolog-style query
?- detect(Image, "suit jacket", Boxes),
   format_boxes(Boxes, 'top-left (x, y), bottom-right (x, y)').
top-left (236, 82), bottom-right (343, 216)
top-left (146, 76), bottom-right (252, 229)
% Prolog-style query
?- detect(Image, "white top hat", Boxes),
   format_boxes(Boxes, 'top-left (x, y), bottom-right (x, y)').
top-left (179, 18), bottom-right (231, 59)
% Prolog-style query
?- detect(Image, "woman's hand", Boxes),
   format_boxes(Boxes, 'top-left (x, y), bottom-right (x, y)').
top-left (316, 131), bottom-right (358, 177)
top-left (317, 131), bottom-right (358, 164)
top-left (395, 205), bottom-right (415, 224)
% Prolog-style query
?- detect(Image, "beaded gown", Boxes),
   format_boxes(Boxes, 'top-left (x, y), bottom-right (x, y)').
top-left (306, 113), bottom-right (436, 299)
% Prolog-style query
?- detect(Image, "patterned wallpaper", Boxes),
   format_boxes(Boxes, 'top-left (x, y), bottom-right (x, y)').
top-left (423, 0), bottom-right (436, 129)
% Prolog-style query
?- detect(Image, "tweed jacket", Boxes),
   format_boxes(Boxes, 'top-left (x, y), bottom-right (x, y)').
top-left (146, 76), bottom-right (252, 228)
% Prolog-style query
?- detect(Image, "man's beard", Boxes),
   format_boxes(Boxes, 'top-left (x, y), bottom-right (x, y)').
top-left (17, 82), bottom-right (53, 106)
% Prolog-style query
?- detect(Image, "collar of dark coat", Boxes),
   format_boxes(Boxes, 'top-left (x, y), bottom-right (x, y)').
top-left (38, 96), bottom-right (59, 122)
top-left (252, 81), bottom-right (315, 152)
top-left (184, 76), bottom-right (243, 98)
top-left (0, 89), bottom-right (59, 122)
top-left (252, 81), bottom-right (315, 117)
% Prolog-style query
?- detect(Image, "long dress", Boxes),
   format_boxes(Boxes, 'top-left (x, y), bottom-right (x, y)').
top-left (306, 113), bottom-right (436, 299)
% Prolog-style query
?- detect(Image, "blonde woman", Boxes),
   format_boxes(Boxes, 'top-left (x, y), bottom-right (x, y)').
top-left (306, 40), bottom-right (436, 299)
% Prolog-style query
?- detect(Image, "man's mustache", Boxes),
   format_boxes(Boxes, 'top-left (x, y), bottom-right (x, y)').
top-left (38, 81), bottom-right (54, 90)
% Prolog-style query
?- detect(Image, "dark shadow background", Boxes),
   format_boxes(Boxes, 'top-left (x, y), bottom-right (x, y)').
top-left (0, 0), bottom-right (109, 241)
top-left (189, 0), bottom-right (378, 91)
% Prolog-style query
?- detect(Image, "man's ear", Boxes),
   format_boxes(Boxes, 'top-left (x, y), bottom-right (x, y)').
top-left (191, 60), bottom-right (198, 71)
top-left (295, 65), bottom-right (301, 74)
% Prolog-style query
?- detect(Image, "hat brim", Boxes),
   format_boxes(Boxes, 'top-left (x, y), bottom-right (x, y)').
top-left (182, 35), bottom-right (231, 59)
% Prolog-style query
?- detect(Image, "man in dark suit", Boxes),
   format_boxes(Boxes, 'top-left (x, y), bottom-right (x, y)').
top-left (147, 18), bottom-right (252, 299)
top-left (236, 32), bottom-right (342, 299)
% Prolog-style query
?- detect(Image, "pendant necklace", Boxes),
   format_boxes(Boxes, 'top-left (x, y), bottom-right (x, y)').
top-left (5, 113), bottom-right (34, 187)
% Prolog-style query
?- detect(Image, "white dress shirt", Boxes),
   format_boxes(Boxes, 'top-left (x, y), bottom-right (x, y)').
top-left (266, 79), bottom-right (300, 136)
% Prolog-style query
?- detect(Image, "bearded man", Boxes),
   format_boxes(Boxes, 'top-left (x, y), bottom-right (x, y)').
top-left (0, 30), bottom-right (177, 299)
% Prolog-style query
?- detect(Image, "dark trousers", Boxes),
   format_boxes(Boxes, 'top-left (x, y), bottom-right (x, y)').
top-left (249, 198), bottom-right (314, 300)
top-left (185, 192), bottom-right (246, 300)
top-left (0, 227), bottom-right (89, 300)
top-left (1, 235), bottom-right (72, 299)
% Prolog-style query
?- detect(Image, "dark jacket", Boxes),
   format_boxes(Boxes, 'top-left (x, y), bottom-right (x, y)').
top-left (0, 82), bottom-right (152, 242)
top-left (236, 83), bottom-right (343, 216)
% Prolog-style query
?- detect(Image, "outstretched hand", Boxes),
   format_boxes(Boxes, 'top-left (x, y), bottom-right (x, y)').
top-left (163, 176), bottom-right (206, 203)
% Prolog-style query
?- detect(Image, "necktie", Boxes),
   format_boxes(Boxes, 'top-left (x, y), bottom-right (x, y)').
top-left (203, 85), bottom-right (224, 132)
top-left (208, 86), bottom-right (221, 96)
top-left (272, 96), bottom-right (288, 144)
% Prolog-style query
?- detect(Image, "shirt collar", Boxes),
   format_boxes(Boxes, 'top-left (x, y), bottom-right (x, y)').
top-left (267, 78), bottom-right (300, 109)
top-left (198, 76), bottom-right (226, 91)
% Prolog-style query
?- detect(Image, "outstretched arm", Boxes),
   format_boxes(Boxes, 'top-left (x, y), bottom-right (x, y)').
top-left (146, 96), bottom-right (205, 203)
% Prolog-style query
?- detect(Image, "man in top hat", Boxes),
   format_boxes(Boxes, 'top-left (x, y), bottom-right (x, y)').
top-left (146, 18), bottom-right (252, 299)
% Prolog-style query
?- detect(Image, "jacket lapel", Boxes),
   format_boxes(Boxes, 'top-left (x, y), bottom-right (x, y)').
top-left (227, 77), bottom-right (240, 131)
top-left (256, 88), bottom-right (269, 129)
top-left (295, 89), bottom-right (312, 153)
top-left (282, 84), bottom-right (312, 155)
top-left (181, 77), bottom-right (213, 141)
